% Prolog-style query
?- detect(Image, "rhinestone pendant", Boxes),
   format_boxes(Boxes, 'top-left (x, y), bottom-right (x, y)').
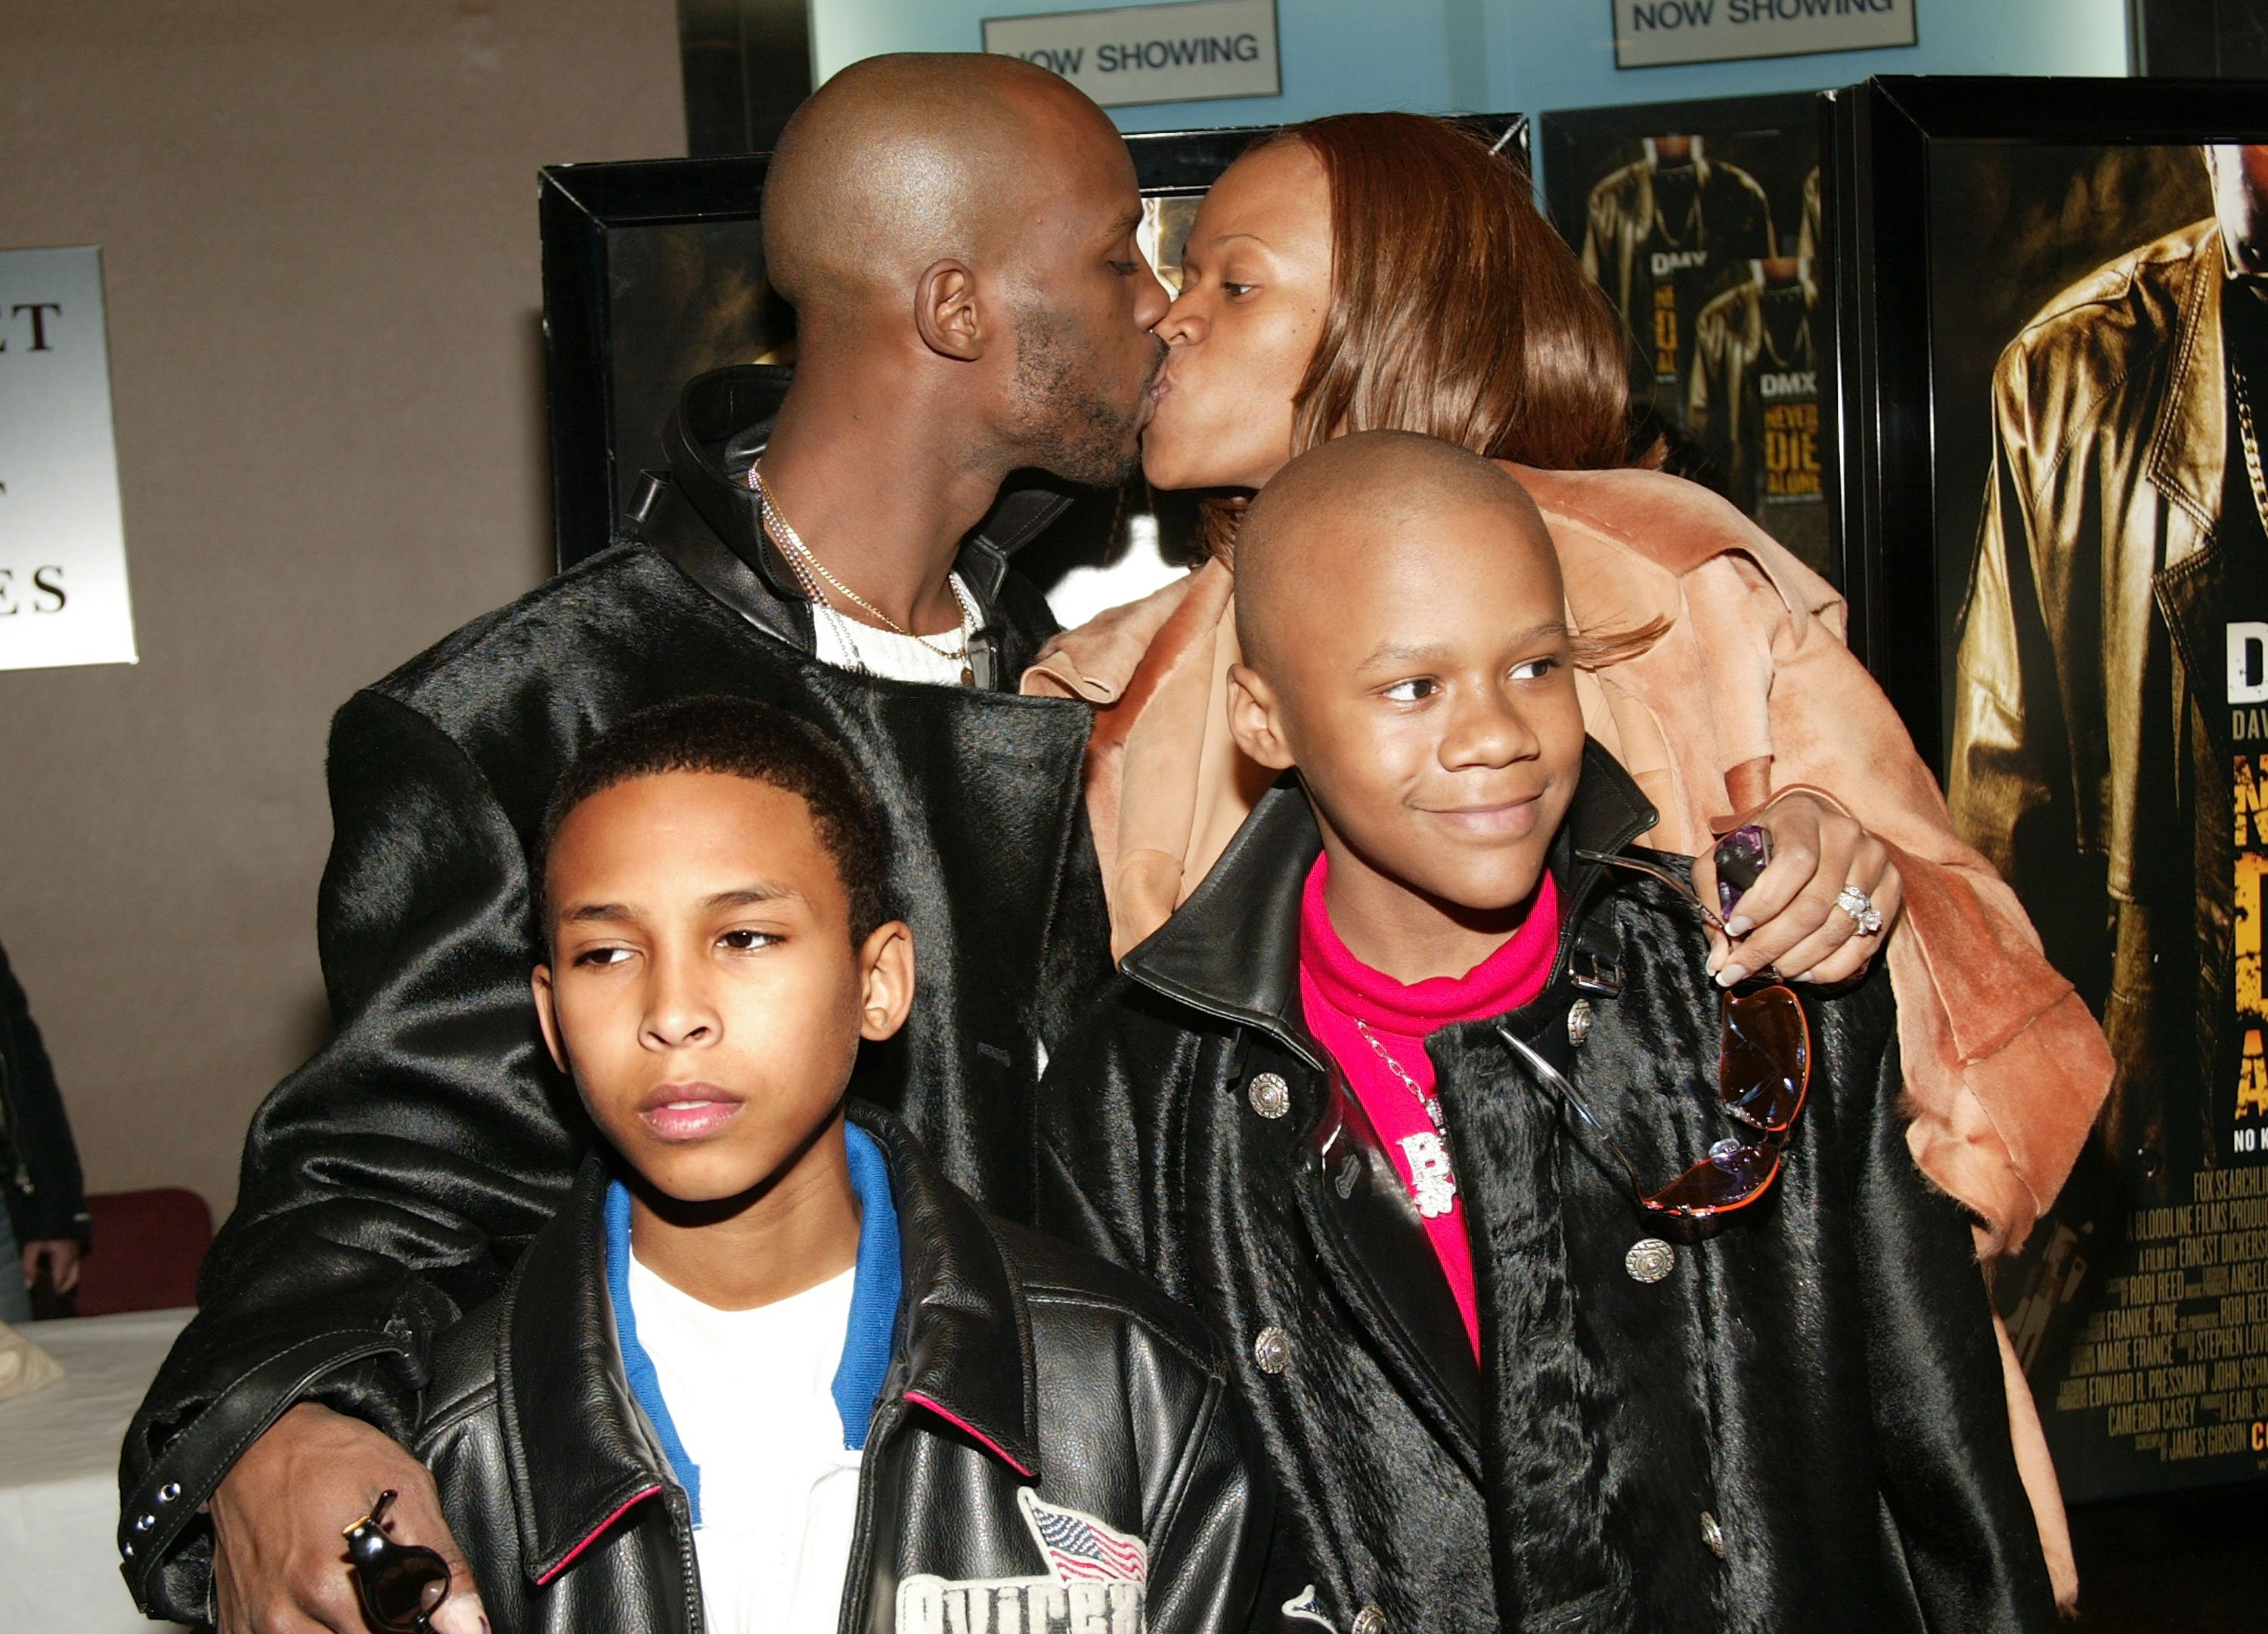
top-left (1424, 1097), bottom-right (1446, 1132)
top-left (1401, 1132), bottom-right (1458, 1218)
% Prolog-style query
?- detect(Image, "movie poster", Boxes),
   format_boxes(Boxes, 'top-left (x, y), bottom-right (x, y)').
top-left (1929, 139), bottom-right (2268, 1499)
top-left (1538, 95), bottom-right (1832, 579)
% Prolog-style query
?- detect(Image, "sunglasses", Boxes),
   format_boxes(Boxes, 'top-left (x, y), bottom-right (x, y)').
top-left (1501, 850), bottom-right (1813, 1219)
top-left (342, 1490), bottom-right (452, 1634)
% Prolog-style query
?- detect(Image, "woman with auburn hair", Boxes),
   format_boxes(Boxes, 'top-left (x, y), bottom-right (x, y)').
top-left (1025, 112), bottom-right (2104, 1605)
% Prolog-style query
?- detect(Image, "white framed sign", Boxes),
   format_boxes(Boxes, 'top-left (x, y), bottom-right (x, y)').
top-left (0, 247), bottom-right (135, 671)
top-left (984, 0), bottom-right (1280, 109)
top-left (1612, 0), bottom-right (1916, 70)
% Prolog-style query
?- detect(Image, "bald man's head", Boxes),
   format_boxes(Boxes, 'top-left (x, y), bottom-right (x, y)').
top-left (765, 54), bottom-right (1119, 316)
top-left (760, 54), bottom-right (1169, 486)
top-left (1235, 430), bottom-right (1558, 674)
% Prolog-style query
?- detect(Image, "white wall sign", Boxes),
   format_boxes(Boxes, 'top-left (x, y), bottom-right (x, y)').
top-left (0, 247), bottom-right (134, 671)
top-left (1612, 0), bottom-right (1916, 70)
top-left (984, 0), bottom-right (1279, 108)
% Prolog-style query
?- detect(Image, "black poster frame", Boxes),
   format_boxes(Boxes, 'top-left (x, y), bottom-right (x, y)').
top-left (1835, 73), bottom-right (2268, 1506)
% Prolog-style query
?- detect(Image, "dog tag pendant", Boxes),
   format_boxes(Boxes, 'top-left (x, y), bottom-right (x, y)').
top-left (1400, 1132), bottom-right (1458, 1218)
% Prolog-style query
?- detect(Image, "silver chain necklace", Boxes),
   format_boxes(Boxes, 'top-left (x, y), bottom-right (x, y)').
top-left (750, 465), bottom-right (977, 685)
top-left (1350, 1018), bottom-right (1459, 1219)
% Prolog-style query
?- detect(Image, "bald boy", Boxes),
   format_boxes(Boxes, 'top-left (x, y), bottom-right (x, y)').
top-left (1037, 431), bottom-right (2059, 1634)
top-left (121, 56), bottom-right (1167, 1632)
top-left (1231, 429), bottom-right (1560, 668)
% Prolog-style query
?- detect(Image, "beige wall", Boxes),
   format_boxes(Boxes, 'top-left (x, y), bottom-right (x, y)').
top-left (0, 2), bottom-right (683, 1221)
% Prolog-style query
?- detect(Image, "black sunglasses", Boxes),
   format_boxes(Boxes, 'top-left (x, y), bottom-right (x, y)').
top-left (342, 1490), bottom-right (452, 1634)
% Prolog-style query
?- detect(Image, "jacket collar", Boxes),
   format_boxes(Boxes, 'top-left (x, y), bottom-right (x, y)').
top-left (500, 1103), bottom-right (1040, 1583)
top-left (655, 364), bottom-right (1077, 621)
top-left (2146, 222), bottom-right (2231, 536)
top-left (1120, 741), bottom-right (1659, 1067)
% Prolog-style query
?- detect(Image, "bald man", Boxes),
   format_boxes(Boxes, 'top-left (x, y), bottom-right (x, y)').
top-left (119, 56), bottom-right (1169, 1632)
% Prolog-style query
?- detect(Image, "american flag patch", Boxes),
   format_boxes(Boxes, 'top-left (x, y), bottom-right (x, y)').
top-left (1016, 1488), bottom-right (1148, 1585)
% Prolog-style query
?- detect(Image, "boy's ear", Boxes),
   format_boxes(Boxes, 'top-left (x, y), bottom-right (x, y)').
top-left (1225, 661), bottom-right (1297, 772)
top-left (531, 967), bottom-right (571, 1075)
top-left (913, 260), bottom-right (987, 362)
top-left (857, 921), bottom-right (916, 1042)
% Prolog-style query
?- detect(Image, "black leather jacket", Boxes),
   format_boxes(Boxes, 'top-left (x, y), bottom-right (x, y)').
top-left (119, 368), bottom-right (1115, 1622)
top-left (1038, 750), bottom-right (2057, 1634)
top-left (0, 935), bottom-right (88, 1246)
top-left (418, 1106), bottom-right (1266, 1634)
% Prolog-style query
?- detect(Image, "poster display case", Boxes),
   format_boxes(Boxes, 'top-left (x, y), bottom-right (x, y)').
top-left (1832, 75), bottom-right (2268, 1503)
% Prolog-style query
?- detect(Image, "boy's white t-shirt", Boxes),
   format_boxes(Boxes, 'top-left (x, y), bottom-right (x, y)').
top-left (624, 1253), bottom-right (864, 1634)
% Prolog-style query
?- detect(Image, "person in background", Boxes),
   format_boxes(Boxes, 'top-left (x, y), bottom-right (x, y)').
top-left (1, 933), bottom-right (90, 1324)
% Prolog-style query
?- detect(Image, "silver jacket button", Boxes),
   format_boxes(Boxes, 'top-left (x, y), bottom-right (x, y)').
top-left (1700, 1509), bottom-right (1726, 1558)
top-left (1253, 1325), bottom-right (1291, 1375)
top-left (1352, 1605), bottom-right (1386, 1634)
top-left (1625, 1237), bottom-right (1675, 1283)
top-left (1247, 1072), bottom-right (1290, 1119)
top-left (1566, 998), bottom-right (1594, 1046)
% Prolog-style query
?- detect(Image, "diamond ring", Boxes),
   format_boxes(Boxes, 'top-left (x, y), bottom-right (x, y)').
top-left (1836, 884), bottom-right (1884, 936)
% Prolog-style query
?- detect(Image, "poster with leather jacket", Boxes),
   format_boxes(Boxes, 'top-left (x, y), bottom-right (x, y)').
top-left (1835, 77), bottom-right (2268, 1504)
top-left (1539, 94), bottom-right (1833, 582)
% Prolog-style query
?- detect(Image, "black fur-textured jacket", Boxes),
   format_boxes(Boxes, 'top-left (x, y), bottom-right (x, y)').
top-left (118, 368), bottom-right (1113, 1622)
top-left (1037, 751), bottom-right (2059, 1634)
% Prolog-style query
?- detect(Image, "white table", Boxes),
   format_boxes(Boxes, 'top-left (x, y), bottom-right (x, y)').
top-left (0, 1308), bottom-right (196, 1632)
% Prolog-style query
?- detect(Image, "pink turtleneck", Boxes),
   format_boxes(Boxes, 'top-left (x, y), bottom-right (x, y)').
top-left (1296, 853), bottom-right (1561, 1360)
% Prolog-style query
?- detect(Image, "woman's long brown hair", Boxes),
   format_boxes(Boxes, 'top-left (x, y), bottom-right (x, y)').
top-left (1205, 113), bottom-right (1665, 666)
top-left (1287, 112), bottom-right (1634, 469)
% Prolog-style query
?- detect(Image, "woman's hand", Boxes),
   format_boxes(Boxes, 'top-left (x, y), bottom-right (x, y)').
top-left (1690, 791), bottom-right (1904, 988)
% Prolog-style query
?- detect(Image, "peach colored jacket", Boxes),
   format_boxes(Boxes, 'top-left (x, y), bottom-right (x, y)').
top-left (1026, 465), bottom-right (2109, 1604)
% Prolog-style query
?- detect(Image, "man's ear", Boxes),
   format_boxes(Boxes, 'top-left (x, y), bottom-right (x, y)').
top-left (531, 967), bottom-right (571, 1074)
top-left (1225, 661), bottom-right (1297, 772)
top-left (913, 260), bottom-right (985, 361)
top-left (857, 921), bottom-right (916, 1041)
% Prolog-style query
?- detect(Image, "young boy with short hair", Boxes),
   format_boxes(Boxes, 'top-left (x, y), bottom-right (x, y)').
top-left (1039, 432), bottom-right (2057, 1634)
top-left (409, 695), bottom-right (1264, 1634)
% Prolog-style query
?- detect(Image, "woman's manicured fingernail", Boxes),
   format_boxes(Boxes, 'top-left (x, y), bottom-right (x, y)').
top-left (1793, 969), bottom-right (1817, 983)
top-left (1726, 915), bottom-right (1754, 936)
top-left (1715, 964), bottom-right (1748, 989)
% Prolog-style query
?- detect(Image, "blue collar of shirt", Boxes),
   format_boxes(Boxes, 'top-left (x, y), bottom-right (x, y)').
top-left (603, 1121), bottom-right (903, 1526)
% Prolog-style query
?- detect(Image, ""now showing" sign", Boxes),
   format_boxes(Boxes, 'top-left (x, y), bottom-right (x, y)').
top-left (1613, 0), bottom-right (1916, 70)
top-left (984, 0), bottom-right (1280, 109)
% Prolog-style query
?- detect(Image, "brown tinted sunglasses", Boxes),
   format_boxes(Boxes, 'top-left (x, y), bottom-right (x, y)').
top-left (1501, 850), bottom-right (1813, 1218)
